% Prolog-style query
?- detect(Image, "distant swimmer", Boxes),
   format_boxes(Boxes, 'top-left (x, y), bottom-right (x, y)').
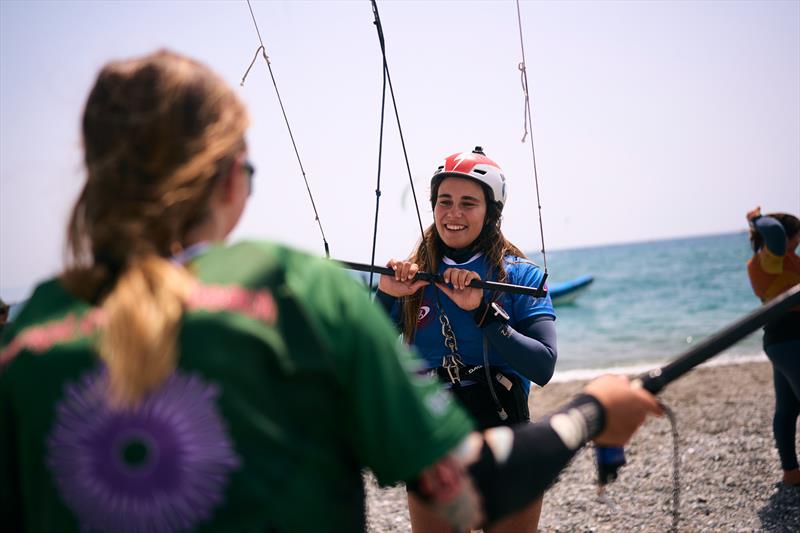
top-left (747, 206), bottom-right (800, 486)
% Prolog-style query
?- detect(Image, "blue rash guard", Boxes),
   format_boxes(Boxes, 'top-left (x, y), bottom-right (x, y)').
top-left (379, 253), bottom-right (557, 397)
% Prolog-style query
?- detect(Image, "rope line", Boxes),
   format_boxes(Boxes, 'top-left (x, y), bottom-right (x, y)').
top-left (519, 63), bottom-right (530, 144)
top-left (242, 0), bottom-right (330, 258)
top-left (515, 0), bottom-right (548, 276)
top-left (368, 1), bottom-right (453, 386)
top-left (370, 0), bottom-right (426, 240)
top-left (663, 402), bottom-right (681, 533)
top-left (368, 57), bottom-right (389, 289)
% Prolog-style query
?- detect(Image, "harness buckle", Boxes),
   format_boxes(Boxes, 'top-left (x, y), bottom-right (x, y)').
top-left (442, 354), bottom-right (462, 385)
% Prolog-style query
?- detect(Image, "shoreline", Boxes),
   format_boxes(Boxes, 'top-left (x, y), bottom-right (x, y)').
top-left (547, 351), bottom-right (768, 383)
top-left (366, 360), bottom-right (800, 532)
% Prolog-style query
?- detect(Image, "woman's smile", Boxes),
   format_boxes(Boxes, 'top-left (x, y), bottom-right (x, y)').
top-left (444, 223), bottom-right (466, 231)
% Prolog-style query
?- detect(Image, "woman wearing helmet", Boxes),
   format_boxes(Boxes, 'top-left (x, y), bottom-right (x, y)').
top-left (377, 147), bottom-right (557, 532)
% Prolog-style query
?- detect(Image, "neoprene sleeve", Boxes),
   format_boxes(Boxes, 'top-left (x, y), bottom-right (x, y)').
top-left (468, 393), bottom-right (604, 522)
top-left (481, 316), bottom-right (557, 386)
top-left (374, 289), bottom-right (397, 315)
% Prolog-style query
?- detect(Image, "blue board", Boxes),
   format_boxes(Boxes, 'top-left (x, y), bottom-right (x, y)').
top-left (549, 274), bottom-right (594, 305)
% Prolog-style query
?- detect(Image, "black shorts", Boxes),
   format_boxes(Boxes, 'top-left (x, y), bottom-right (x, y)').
top-left (450, 372), bottom-right (530, 430)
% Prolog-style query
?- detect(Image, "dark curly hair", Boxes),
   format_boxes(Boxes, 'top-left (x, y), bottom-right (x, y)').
top-left (750, 213), bottom-right (800, 253)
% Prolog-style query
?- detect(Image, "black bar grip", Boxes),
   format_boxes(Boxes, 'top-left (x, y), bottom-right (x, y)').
top-left (338, 260), bottom-right (548, 298)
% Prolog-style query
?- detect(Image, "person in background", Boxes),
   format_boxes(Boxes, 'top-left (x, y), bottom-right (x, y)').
top-left (0, 49), bottom-right (661, 532)
top-left (377, 147), bottom-right (556, 532)
top-left (746, 206), bottom-right (800, 486)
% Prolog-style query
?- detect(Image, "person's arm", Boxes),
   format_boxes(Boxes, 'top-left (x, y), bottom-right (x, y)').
top-left (469, 258), bottom-right (558, 385)
top-left (751, 215), bottom-right (787, 256)
top-left (374, 289), bottom-right (397, 316)
top-left (477, 313), bottom-right (556, 386)
top-left (409, 374), bottom-right (662, 529)
top-left (410, 392), bottom-right (602, 526)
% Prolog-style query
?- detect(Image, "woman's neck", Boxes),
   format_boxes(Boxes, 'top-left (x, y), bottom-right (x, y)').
top-left (183, 213), bottom-right (228, 249)
top-left (442, 242), bottom-right (481, 264)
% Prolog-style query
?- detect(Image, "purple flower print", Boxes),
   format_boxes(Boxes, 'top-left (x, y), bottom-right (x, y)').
top-left (47, 369), bottom-right (240, 532)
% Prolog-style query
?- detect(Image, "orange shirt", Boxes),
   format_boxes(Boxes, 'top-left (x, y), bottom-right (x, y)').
top-left (747, 247), bottom-right (800, 304)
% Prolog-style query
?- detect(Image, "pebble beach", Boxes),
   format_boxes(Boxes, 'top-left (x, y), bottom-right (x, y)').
top-left (365, 360), bottom-right (800, 532)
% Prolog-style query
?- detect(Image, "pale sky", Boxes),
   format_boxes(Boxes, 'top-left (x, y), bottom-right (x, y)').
top-left (1, 0), bottom-right (798, 302)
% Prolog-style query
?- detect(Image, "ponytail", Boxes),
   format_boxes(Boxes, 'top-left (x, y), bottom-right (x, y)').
top-left (61, 50), bottom-right (249, 407)
top-left (98, 256), bottom-right (193, 406)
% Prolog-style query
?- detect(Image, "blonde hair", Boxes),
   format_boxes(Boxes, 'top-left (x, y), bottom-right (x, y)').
top-left (400, 181), bottom-right (526, 341)
top-left (62, 50), bottom-right (249, 406)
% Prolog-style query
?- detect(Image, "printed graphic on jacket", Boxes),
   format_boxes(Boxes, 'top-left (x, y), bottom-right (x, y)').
top-left (47, 369), bottom-right (240, 532)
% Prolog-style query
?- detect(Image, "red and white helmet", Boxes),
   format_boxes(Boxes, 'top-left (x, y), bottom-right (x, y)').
top-left (431, 146), bottom-right (507, 209)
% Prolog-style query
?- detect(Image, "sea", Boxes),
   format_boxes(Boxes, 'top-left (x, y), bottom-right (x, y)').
top-left (540, 231), bottom-right (767, 381)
